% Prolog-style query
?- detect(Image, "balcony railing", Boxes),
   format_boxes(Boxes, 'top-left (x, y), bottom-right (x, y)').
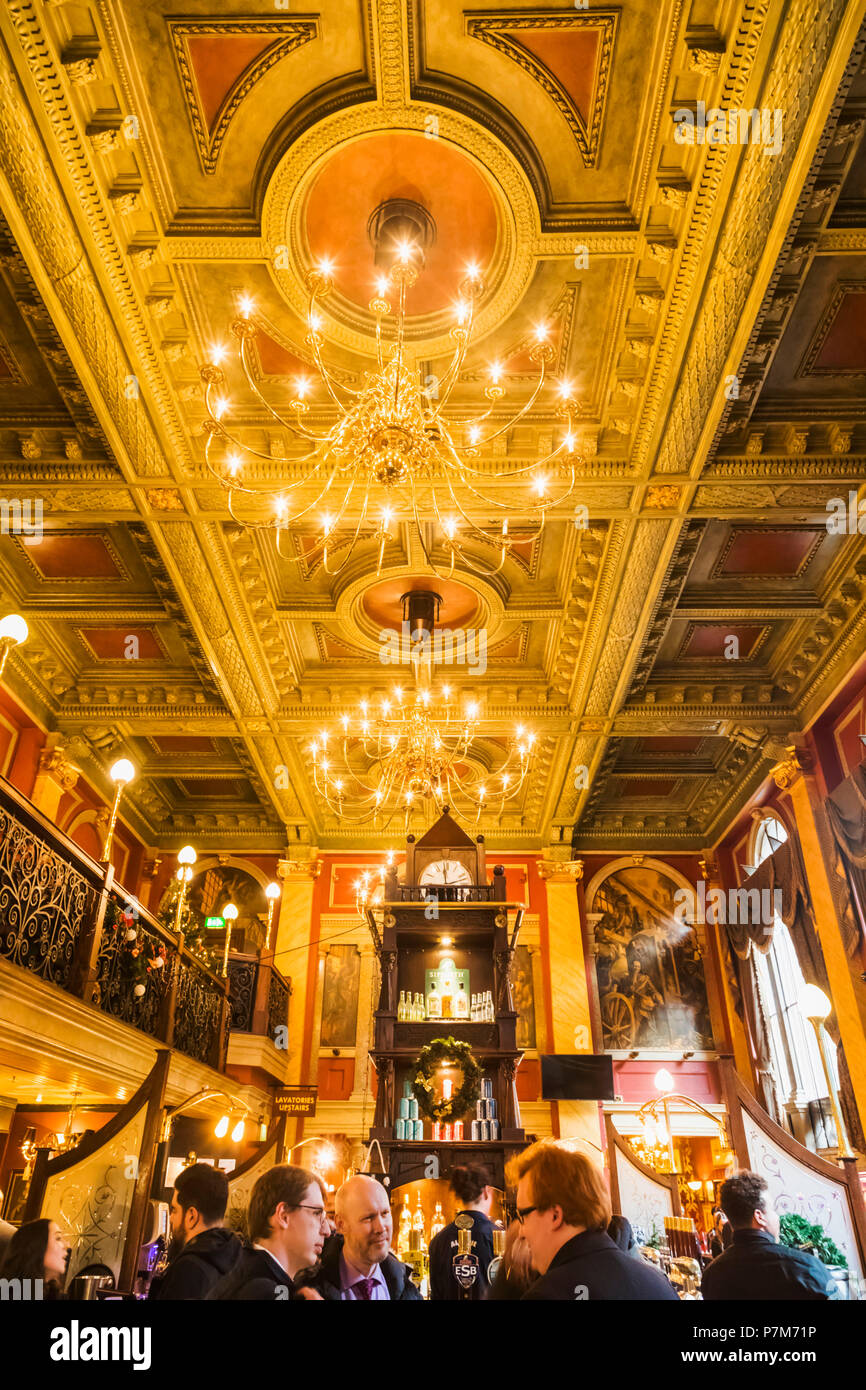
top-left (0, 775), bottom-right (287, 1069)
top-left (227, 952), bottom-right (291, 1043)
top-left (394, 883), bottom-right (498, 903)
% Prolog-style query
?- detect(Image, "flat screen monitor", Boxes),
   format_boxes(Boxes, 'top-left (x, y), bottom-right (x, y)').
top-left (540, 1054), bottom-right (615, 1101)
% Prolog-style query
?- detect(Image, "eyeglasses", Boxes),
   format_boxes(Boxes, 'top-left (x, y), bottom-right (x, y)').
top-left (293, 1204), bottom-right (329, 1225)
top-left (516, 1205), bottom-right (539, 1224)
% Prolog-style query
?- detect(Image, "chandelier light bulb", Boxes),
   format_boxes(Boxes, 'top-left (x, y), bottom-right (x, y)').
top-left (201, 250), bottom-right (579, 580)
top-left (0, 613), bottom-right (29, 645)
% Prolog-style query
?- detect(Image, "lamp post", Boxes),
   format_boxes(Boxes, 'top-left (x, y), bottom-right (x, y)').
top-left (174, 845), bottom-right (197, 933)
top-left (222, 901), bottom-right (238, 976)
top-left (801, 983), bottom-right (855, 1160)
top-left (0, 613), bottom-right (27, 681)
top-left (265, 880), bottom-right (280, 951)
top-left (101, 758), bottom-right (135, 862)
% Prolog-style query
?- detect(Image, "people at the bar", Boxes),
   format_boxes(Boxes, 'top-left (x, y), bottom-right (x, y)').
top-left (296, 1173), bottom-right (421, 1300)
top-left (0, 1217), bottom-right (68, 1297)
top-left (506, 1141), bottom-right (679, 1301)
top-left (208, 1165), bottom-right (328, 1300)
top-left (700, 1172), bottom-right (842, 1301)
top-left (149, 1162), bottom-right (241, 1300)
top-left (488, 1219), bottom-right (536, 1300)
top-left (428, 1164), bottom-right (496, 1300)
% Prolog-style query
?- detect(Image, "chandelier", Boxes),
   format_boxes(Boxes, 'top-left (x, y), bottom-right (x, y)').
top-left (309, 684), bottom-right (534, 827)
top-left (199, 206), bottom-right (580, 577)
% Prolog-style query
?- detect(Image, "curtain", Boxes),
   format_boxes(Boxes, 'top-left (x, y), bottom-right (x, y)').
top-left (727, 831), bottom-right (865, 1152)
top-left (824, 765), bottom-right (866, 958)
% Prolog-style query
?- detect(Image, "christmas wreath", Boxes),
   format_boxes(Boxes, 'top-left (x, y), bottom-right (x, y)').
top-left (411, 1036), bottom-right (481, 1123)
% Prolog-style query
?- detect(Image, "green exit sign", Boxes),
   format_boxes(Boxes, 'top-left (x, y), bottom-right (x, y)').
top-left (205, 916), bottom-right (225, 930)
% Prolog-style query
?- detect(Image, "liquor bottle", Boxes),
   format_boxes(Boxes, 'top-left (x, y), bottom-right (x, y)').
top-left (397, 1194), bottom-right (412, 1258)
top-left (427, 981), bottom-right (442, 1019)
top-left (431, 1202), bottom-right (446, 1242)
top-left (470, 993), bottom-right (477, 1022)
top-left (417, 992), bottom-right (425, 1021)
top-left (486, 990), bottom-right (494, 1022)
top-left (454, 980), bottom-right (469, 1019)
top-left (441, 977), bottom-right (453, 1020)
top-left (412, 1192), bottom-right (426, 1242)
top-left (398, 991), bottom-right (406, 1022)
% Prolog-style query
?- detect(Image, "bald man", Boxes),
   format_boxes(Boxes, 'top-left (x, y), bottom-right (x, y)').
top-left (295, 1174), bottom-right (422, 1302)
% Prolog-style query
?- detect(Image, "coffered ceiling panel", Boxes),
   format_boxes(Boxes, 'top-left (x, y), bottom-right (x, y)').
top-left (0, 1), bottom-right (863, 853)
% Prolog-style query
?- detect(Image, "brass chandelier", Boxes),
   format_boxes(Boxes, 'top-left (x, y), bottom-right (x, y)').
top-left (309, 683), bottom-right (535, 828)
top-left (200, 219), bottom-right (580, 577)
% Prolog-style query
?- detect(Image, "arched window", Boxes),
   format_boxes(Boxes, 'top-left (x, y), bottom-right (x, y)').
top-left (749, 814), bottom-right (837, 1144)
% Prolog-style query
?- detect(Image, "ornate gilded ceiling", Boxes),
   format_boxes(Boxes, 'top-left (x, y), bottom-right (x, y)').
top-left (0, 1), bottom-right (865, 853)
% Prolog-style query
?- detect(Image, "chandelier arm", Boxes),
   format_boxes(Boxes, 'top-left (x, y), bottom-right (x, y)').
top-left (203, 431), bottom-right (329, 498)
top-left (235, 335), bottom-right (337, 437)
top-left (306, 286), bottom-right (364, 405)
top-left (321, 476), bottom-right (372, 577)
top-left (429, 290), bottom-right (477, 416)
top-left (445, 361), bottom-right (549, 448)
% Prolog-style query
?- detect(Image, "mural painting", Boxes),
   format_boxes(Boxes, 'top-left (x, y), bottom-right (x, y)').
top-left (590, 866), bottom-right (713, 1052)
top-left (321, 944), bottom-right (361, 1048)
top-left (512, 945), bottom-right (537, 1050)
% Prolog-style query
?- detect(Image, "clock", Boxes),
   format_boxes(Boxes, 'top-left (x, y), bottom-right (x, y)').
top-left (419, 858), bottom-right (473, 887)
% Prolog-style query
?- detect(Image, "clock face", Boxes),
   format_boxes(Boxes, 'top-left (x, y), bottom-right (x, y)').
top-left (419, 858), bottom-right (472, 887)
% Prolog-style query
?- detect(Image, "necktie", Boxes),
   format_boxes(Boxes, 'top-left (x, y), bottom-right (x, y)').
top-left (352, 1276), bottom-right (376, 1300)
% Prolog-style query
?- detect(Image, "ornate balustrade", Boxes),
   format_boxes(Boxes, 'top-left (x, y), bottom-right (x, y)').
top-left (0, 775), bottom-right (230, 1070)
top-left (227, 951), bottom-right (291, 1044)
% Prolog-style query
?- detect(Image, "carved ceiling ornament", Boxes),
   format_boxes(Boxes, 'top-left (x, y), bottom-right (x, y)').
top-left (464, 10), bottom-right (617, 168)
top-left (166, 17), bottom-right (320, 175)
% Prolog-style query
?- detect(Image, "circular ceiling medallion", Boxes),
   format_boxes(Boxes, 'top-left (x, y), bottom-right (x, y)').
top-left (261, 106), bottom-right (537, 359)
top-left (303, 133), bottom-right (499, 318)
top-left (361, 576), bottom-right (481, 632)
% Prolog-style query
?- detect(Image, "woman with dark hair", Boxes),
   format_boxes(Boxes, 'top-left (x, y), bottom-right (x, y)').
top-left (0, 1218), bottom-right (68, 1296)
top-left (489, 1219), bottom-right (538, 1300)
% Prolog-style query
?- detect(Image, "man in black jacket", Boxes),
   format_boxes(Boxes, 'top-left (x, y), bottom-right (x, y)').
top-left (429, 1164), bottom-right (497, 1300)
top-left (295, 1174), bottom-right (421, 1300)
top-left (507, 1140), bottom-right (678, 1301)
top-left (150, 1163), bottom-right (241, 1300)
top-left (209, 1164), bottom-right (328, 1301)
top-left (701, 1171), bottom-right (842, 1301)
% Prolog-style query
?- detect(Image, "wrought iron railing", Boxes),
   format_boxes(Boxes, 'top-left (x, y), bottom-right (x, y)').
top-left (395, 884), bottom-right (495, 902)
top-left (267, 966), bottom-right (290, 1038)
top-left (0, 775), bottom-right (230, 1069)
top-left (226, 951), bottom-right (291, 1044)
top-left (0, 799), bottom-right (102, 989)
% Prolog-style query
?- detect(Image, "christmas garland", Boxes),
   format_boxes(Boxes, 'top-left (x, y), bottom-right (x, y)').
top-left (411, 1036), bottom-right (481, 1123)
top-left (107, 898), bottom-right (167, 998)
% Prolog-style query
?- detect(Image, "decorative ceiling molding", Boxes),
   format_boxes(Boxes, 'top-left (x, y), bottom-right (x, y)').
top-left (464, 9), bottom-right (617, 168)
top-left (166, 16), bottom-right (320, 175)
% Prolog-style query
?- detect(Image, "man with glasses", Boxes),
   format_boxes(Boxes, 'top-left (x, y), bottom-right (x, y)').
top-left (506, 1141), bottom-right (677, 1301)
top-left (209, 1165), bottom-right (327, 1300)
top-left (296, 1174), bottom-right (422, 1301)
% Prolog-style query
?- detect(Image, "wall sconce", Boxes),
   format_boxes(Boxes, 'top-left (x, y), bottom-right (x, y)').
top-left (0, 613), bottom-right (28, 681)
top-left (101, 758), bottom-right (135, 861)
top-left (214, 1114), bottom-right (230, 1139)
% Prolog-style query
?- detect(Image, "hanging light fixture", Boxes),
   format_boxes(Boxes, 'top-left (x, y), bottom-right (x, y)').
top-left (199, 216), bottom-right (581, 578)
top-left (310, 683), bottom-right (534, 827)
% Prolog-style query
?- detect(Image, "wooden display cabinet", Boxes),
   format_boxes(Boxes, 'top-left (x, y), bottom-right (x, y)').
top-left (364, 810), bottom-right (529, 1191)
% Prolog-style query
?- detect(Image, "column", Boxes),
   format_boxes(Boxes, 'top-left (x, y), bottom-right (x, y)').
top-left (537, 858), bottom-right (599, 1149)
top-left (275, 855), bottom-right (320, 1153)
top-left (772, 748), bottom-right (866, 1134)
